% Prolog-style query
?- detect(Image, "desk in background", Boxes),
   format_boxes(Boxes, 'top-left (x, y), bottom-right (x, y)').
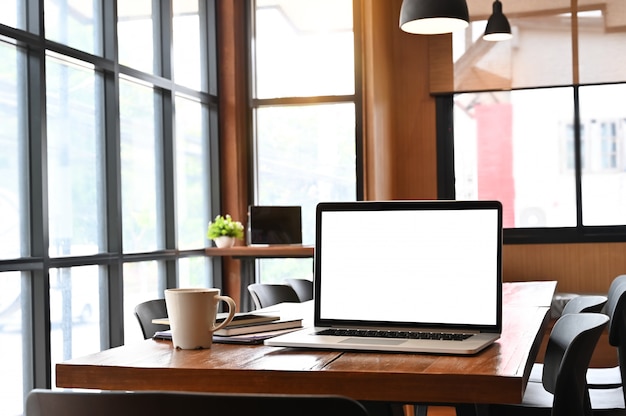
top-left (56, 281), bottom-right (556, 406)
top-left (205, 245), bottom-right (314, 311)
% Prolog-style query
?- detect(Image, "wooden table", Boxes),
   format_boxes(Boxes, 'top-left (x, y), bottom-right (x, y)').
top-left (56, 281), bottom-right (556, 405)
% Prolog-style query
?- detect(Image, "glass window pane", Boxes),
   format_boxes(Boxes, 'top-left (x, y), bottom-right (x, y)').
top-left (175, 96), bottom-right (209, 249)
top-left (255, 103), bottom-right (355, 283)
top-left (0, 42), bottom-right (29, 260)
top-left (258, 258), bottom-right (313, 285)
top-left (118, 0), bottom-right (155, 74)
top-left (256, 103), bottom-right (356, 244)
top-left (173, 0), bottom-right (202, 90)
top-left (454, 88), bottom-right (576, 228)
top-left (46, 54), bottom-right (105, 257)
top-left (254, 0), bottom-right (354, 98)
top-left (123, 261), bottom-right (163, 343)
top-left (50, 266), bottom-right (101, 383)
top-left (579, 10), bottom-right (626, 84)
top-left (0, 271), bottom-right (29, 416)
top-left (453, 4), bottom-right (573, 91)
top-left (178, 257), bottom-right (211, 288)
top-left (579, 84), bottom-right (626, 226)
top-left (120, 78), bottom-right (163, 253)
top-left (44, 0), bottom-right (102, 55)
top-left (1, 0), bottom-right (25, 29)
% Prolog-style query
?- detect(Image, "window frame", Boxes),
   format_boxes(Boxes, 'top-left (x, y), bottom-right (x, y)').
top-left (0, 0), bottom-right (221, 406)
top-left (436, 84), bottom-right (626, 245)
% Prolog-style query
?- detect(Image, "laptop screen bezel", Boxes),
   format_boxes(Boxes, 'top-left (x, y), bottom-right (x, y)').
top-left (313, 200), bottom-right (503, 334)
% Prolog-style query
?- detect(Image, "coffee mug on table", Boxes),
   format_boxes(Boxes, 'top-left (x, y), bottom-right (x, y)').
top-left (164, 288), bottom-right (236, 349)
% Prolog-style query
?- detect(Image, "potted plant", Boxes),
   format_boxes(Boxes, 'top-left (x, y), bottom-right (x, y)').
top-left (207, 214), bottom-right (244, 248)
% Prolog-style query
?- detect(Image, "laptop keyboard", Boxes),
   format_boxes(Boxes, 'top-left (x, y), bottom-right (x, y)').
top-left (316, 328), bottom-right (473, 341)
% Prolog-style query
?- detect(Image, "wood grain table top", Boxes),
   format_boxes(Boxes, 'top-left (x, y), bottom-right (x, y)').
top-left (56, 281), bottom-right (556, 405)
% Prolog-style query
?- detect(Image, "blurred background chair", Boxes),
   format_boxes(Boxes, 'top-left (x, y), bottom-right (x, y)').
top-left (134, 299), bottom-right (169, 339)
top-left (528, 294), bottom-right (608, 383)
top-left (25, 389), bottom-right (371, 416)
top-left (247, 283), bottom-right (301, 309)
top-left (481, 312), bottom-right (609, 416)
top-left (587, 275), bottom-right (626, 392)
top-left (285, 278), bottom-right (313, 302)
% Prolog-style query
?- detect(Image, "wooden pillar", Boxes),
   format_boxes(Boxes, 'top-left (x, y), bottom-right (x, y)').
top-left (216, 0), bottom-right (250, 309)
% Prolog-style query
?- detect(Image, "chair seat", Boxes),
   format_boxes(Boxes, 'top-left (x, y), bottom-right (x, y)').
top-left (530, 363), bottom-right (622, 388)
top-left (589, 387), bottom-right (626, 414)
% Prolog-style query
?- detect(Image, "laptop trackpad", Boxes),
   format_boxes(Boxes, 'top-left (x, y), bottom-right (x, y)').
top-left (339, 338), bottom-right (405, 346)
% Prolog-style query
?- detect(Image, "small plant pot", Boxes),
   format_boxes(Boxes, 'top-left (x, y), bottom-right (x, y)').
top-left (213, 236), bottom-right (236, 248)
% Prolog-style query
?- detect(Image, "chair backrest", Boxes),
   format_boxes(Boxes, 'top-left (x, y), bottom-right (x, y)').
top-left (542, 313), bottom-right (609, 416)
top-left (25, 389), bottom-right (370, 416)
top-left (285, 278), bottom-right (313, 302)
top-left (603, 274), bottom-right (626, 399)
top-left (134, 299), bottom-right (169, 339)
top-left (247, 283), bottom-right (301, 309)
top-left (562, 295), bottom-right (607, 315)
top-left (605, 275), bottom-right (626, 347)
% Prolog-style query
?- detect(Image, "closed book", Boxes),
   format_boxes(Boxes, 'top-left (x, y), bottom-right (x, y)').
top-left (216, 312), bottom-right (280, 327)
top-left (214, 318), bottom-right (303, 336)
top-left (152, 312), bottom-right (280, 327)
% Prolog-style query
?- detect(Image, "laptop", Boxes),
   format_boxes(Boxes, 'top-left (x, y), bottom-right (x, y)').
top-left (265, 200), bottom-right (503, 355)
top-left (247, 205), bottom-right (303, 246)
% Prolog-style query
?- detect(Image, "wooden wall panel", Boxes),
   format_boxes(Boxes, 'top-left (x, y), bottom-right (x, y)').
top-left (216, 0), bottom-right (250, 308)
top-left (503, 243), bottom-right (626, 294)
top-left (361, 0), bottom-right (395, 201)
top-left (361, 0), bottom-right (438, 201)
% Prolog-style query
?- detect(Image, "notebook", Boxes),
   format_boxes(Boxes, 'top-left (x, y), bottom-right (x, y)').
top-left (265, 200), bottom-right (503, 355)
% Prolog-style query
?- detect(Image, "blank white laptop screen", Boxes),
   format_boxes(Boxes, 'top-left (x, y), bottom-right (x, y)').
top-left (318, 205), bottom-right (500, 328)
top-left (265, 200), bottom-right (503, 354)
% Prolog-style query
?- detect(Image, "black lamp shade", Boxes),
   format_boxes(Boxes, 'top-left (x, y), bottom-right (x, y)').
top-left (483, 0), bottom-right (512, 41)
top-left (399, 0), bottom-right (469, 35)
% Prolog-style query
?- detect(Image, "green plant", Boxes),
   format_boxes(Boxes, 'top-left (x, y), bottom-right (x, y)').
top-left (207, 214), bottom-right (244, 240)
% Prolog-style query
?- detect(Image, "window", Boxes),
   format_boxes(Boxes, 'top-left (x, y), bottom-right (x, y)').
top-left (250, 0), bottom-right (360, 283)
top-left (443, 2), bottom-right (626, 241)
top-left (0, 1), bottom-right (219, 413)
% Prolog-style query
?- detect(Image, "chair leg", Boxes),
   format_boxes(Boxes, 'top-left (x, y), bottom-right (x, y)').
top-left (414, 404), bottom-right (428, 416)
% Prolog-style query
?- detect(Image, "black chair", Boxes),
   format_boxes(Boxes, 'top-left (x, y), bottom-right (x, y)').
top-left (482, 312), bottom-right (609, 416)
top-left (528, 294), bottom-right (608, 383)
top-left (25, 389), bottom-right (370, 416)
top-left (247, 283), bottom-right (301, 309)
top-left (587, 275), bottom-right (626, 391)
top-left (134, 299), bottom-right (169, 339)
top-left (285, 278), bottom-right (313, 302)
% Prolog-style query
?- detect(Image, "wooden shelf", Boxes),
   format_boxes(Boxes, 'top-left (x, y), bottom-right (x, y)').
top-left (205, 245), bottom-right (314, 259)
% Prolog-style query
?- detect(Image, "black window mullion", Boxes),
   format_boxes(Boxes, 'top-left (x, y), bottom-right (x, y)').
top-left (573, 86), bottom-right (584, 229)
top-left (158, 0), bottom-right (177, 290)
top-left (436, 95), bottom-right (456, 200)
top-left (101, 0), bottom-right (123, 348)
top-left (201, 0), bottom-right (217, 95)
top-left (26, 43), bottom-right (52, 390)
top-left (154, 0), bottom-right (171, 79)
top-left (161, 89), bottom-right (178, 289)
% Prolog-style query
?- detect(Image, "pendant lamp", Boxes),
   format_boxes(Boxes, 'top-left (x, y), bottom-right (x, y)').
top-left (399, 0), bottom-right (469, 35)
top-left (483, 0), bottom-right (512, 41)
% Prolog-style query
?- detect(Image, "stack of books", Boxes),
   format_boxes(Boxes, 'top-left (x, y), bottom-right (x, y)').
top-left (152, 311), bottom-right (303, 344)
top-left (213, 312), bottom-right (302, 336)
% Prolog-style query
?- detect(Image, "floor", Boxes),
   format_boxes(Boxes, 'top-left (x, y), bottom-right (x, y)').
top-left (401, 406), bottom-right (456, 416)
top-left (425, 407), bottom-right (456, 416)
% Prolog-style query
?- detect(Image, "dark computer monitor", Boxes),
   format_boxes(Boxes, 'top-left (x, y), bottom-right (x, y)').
top-left (247, 205), bottom-right (302, 245)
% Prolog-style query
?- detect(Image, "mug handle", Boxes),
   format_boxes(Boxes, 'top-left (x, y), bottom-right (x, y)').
top-left (212, 295), bottom-right (236, 332)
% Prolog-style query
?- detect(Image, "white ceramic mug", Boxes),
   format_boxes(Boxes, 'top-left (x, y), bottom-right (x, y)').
top-left (164, 288), bottom-right (236, 349)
